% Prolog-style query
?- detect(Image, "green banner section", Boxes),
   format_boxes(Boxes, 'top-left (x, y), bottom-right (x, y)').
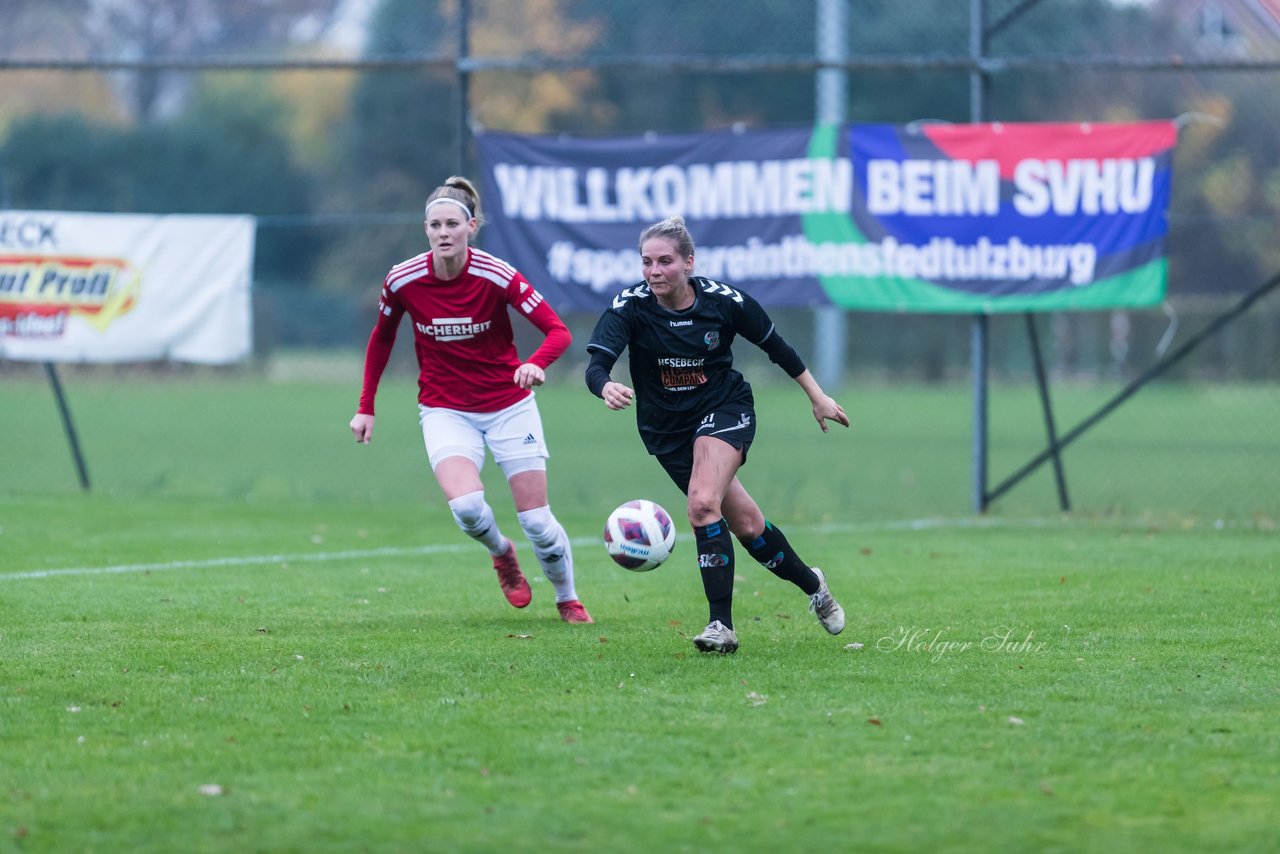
top-left (815, 259), bottom-right (1167, 313)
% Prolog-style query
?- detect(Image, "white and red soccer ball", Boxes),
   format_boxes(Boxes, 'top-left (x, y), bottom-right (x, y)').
top-left (603, 499), bottom-right (677, 572)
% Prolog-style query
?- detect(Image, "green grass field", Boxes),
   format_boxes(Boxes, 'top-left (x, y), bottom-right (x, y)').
top-left (1, 368), bottom-right (1277, 852)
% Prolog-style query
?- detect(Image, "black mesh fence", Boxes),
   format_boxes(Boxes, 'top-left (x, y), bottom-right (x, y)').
top-left (2, 0), bottom-right (1277, 517)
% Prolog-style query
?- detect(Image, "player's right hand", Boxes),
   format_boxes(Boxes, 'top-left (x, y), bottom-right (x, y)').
top-left (601, 381), bottom-right (634, 411)
top-left (350, 412), bottom-right (375, 444)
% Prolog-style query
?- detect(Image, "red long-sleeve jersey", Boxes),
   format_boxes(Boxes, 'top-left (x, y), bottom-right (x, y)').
top-left (357, 247), bottom-right (571, 414)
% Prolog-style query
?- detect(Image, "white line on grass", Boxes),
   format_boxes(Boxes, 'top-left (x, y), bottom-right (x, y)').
top-left (4, 543), bottom-right (476, 581)
top-left (2, 516), bottom-right (1078, 582)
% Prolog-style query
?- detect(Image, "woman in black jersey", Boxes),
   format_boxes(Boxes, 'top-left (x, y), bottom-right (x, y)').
top-left (585, 216), bottom-right (850, 654)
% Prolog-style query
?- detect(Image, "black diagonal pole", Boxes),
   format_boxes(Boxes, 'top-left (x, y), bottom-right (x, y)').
top-left (44, 362), bottom-right (91, 491)
top-left (987, 271), bottom-right (1280, 506)
top-left (1025, 312), bottom-right (1070, 510)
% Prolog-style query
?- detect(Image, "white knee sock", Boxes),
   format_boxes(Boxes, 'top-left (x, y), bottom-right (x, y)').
top-left (517, 505), bottom-right (577, 602)
top-left (448, 491), bottom-right (508, 556)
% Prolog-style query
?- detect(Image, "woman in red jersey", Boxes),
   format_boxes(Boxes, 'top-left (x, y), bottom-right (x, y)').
top-left (349, 176), bottom-right (591, 624)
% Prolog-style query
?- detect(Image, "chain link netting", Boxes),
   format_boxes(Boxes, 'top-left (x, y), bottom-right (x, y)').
top-left (2, 0), bottom-right (1276, 519)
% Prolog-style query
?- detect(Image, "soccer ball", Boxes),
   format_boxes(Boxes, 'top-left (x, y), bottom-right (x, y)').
top-left (603, 499), bottom-right (677, 572)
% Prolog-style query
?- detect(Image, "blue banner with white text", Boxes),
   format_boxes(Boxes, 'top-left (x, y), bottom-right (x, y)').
top-left (475, 121), bottom-right (1174, 313)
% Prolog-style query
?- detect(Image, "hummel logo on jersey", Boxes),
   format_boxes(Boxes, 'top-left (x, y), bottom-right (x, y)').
top-left (523, 433), bottom-right (538, 445)
top-left (416, 316), bottom-right (492, 341)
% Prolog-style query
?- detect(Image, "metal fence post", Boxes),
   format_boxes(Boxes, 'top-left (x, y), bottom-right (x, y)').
top-left (814, 0), bottom-right (848, 392)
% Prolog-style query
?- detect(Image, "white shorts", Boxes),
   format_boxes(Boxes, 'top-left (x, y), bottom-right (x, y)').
top-left (418, 394), bottom-right (548, 477)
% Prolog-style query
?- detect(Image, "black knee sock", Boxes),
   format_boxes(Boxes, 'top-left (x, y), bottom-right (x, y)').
top-left (739, 521), bottom-right (819, 595)
top-left (695, 518), bottom-right (735, 629)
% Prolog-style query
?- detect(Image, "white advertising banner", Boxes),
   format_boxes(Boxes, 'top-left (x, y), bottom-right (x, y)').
top-left (0, 211), bottom-right (254, 364)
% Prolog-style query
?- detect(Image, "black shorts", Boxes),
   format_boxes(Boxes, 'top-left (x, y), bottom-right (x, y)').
top-left (652, 407), bottom-right (756, 495)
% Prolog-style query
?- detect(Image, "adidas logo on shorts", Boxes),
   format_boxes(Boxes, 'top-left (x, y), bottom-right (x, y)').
top-left (523, 433), bottom-right (537, 445)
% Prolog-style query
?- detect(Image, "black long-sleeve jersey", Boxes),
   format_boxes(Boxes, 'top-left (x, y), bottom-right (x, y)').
top-left (586, 276), bottom-right (806, 455)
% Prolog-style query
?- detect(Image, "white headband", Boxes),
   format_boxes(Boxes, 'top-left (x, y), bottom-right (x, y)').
top-left (425, 197), bottom-right (474, 220)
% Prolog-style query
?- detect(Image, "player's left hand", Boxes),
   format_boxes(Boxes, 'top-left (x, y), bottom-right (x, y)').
top-left (813, 396), bottom-right (850, 433)
top-left (514, 363), bottom-right (545, 389)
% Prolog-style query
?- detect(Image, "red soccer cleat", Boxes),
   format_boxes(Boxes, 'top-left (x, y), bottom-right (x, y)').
top-left (492, 539), bottom-right (531, 608)
top-left (556, 599), bottom-right (594, 624)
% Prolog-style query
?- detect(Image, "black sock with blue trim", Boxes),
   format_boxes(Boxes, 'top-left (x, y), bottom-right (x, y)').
top-left (739, 521), bottom-right (819, 595)
top-left (694, 518), bottom-right (735, 629)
